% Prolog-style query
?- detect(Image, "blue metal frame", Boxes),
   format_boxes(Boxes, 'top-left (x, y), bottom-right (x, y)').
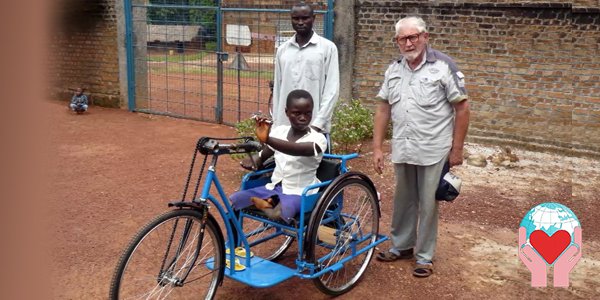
top-left (325, 0), bottom-right (335, 40)
top-left (215, 0), bottom-right (224, 123)
top-left (206, 153), bottom-right (357, 275)
top-left (197, 151), bottom-right (388, 287)
top-left (124, 0), bottom-right (135, 111)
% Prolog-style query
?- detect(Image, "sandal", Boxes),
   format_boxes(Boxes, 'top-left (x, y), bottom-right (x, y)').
top-left (226, 246), bottom-right (254, 258)
top-left (413, 262), bottom-right (433, 278)
top-left (376, 249), bottom-right (414, 262)
top-left (225, 258), bottom-right (246, 271)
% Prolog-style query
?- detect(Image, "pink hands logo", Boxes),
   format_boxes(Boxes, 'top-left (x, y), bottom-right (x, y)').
top-left (518, 202), bottom-right (582, 287)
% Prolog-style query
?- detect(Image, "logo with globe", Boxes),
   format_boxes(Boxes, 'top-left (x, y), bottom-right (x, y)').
top-left (518, 202), bottom-right (582, 287)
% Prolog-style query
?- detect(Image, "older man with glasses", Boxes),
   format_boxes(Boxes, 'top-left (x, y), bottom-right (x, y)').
top-left (372, 16), bottom-right (470, 278)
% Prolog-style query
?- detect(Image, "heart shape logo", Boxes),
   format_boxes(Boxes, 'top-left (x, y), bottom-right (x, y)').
top-left (530, 230), bottom-right (571, 264)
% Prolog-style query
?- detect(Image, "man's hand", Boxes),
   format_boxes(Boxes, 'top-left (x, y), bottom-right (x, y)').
top-left (448, 147), bottom-right (464, 167)
top-left (372, 101), bottom-right (391, 175)
top-left (254, 117), bottom-right (272, 144)
top-left (373, 148), bottom-right (385, 174)
top-left (450, 100), bottom-right (469, 167)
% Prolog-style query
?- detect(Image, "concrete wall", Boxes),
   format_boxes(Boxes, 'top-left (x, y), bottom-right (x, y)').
top-left (334, 0), bottom-right (357, 102)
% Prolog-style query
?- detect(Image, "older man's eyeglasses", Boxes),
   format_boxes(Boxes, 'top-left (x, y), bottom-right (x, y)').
top-left (395, 33), bottom-right (422, 45)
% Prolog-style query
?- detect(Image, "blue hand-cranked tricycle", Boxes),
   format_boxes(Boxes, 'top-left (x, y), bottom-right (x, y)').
top-left (109, 137), bottom-right (388, 299)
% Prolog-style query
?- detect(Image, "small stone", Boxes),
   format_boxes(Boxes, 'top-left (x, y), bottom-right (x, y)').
top-left (467, 154), bottom-right (487, 167)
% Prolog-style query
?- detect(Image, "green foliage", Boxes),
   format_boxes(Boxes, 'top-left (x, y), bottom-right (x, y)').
top-left (232, 99), bottom-right (376, 155)
top-left (330, 99), bottom-right (374, 153)
top-left (147, 0), bottom-right (217, 39)
top-left (204, 41), bottom-right (217, 51)
top-left (231, 117), bottom-right (258, 160)
top-left (235, 117), bottom-right (256, 139)
top-left (189, 0), bottom-right (216, 26)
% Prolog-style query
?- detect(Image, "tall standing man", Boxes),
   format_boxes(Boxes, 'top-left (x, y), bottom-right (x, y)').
top-left (272, 2), bottom-right (339, 134)
top-left (372, 16), bottom-right (470, 278)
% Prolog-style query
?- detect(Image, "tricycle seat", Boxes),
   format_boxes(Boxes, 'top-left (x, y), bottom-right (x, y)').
top-left (239, 158), bottom-right (341, 220)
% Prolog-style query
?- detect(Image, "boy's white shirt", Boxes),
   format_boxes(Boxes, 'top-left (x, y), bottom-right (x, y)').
top-left (266, 125), bottom-right (327, 195)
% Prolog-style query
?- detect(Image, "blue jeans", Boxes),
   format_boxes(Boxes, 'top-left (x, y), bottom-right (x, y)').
top-left (70, 103), bottom-right (88, 112)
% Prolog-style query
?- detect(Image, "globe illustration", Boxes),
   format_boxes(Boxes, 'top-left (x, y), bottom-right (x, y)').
top-left (520, 202), bottom-right (580, 257)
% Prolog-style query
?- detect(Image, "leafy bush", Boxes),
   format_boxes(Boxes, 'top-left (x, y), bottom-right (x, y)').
top-left (330, 99), bottom-right (374, 153)
top-left (231, 117), bottom-right (258, 160)
top-left (235, 117), bottom-right (255, 138)
top-left (233, 99), bottom-right (376, 154)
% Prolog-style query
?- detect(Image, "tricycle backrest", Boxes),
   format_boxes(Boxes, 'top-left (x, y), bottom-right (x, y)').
top-left (316, 159), bottom-right (341, 183)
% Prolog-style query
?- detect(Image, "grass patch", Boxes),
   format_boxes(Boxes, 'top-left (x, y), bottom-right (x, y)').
top-left (147, 51), bottom-right (210, 63)
top-left (148, 63), bottom-right (273, 79)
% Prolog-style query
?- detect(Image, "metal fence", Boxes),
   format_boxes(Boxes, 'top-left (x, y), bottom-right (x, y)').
top-left (124, 0), bottom-right (334, 125)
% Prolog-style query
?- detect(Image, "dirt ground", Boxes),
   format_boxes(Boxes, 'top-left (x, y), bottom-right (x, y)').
top-left (47, 100), bottom-right (600, 299)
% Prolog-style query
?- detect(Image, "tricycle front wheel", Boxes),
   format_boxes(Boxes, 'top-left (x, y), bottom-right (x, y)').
top-left (110, 209), bottom-right (224, 300)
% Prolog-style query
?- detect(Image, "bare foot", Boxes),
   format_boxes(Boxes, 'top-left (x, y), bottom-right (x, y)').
top-left (251, 197), bottom-right (273, 209)
top-left (240, 153), bottom-right (259, 170)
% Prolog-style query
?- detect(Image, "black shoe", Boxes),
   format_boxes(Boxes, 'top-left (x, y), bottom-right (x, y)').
top-left (376, 248), bottom-right (414, 262)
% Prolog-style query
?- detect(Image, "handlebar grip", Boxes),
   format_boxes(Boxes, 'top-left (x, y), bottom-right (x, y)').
top-left (197, 137), bottom-right (261, 155)
top-left (238, 140), bottom-right (262, 152)
top-left (218, 140), bottom-right (262, 153)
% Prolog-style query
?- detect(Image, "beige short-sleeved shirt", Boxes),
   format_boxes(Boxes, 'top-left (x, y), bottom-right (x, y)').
top-left (376, 46), bottom-right (468, 166)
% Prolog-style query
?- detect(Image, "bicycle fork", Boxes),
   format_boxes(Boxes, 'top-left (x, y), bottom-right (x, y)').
top-left (158, 207), bottom-right (210, 287)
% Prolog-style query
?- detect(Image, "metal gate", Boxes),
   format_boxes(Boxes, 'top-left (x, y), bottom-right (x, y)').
top-left (124, 0), bottom-right (334, 125)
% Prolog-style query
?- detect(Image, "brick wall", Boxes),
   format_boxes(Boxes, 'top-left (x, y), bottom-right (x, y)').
top-left (49, 0), bottom-right (121, 107)
top-left (572, 8), bottom-right (600, 155)
top-left (353, 1), bottom-right (600, 156)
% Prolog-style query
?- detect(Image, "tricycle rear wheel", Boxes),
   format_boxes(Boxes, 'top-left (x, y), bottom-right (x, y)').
top-left (306, 177), bottom-right (379, 296)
